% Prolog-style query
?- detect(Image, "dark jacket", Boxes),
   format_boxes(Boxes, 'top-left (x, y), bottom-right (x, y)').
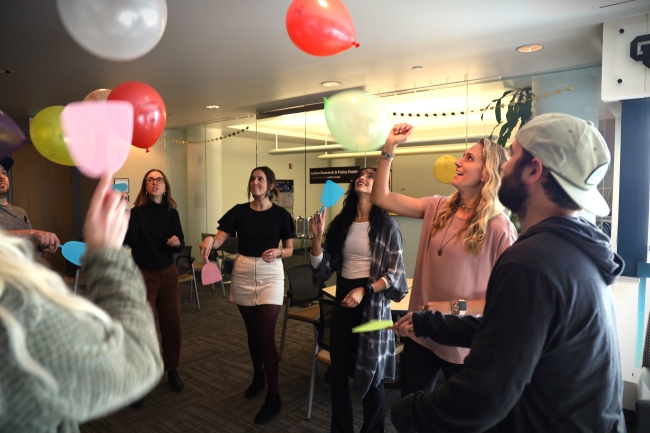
top-left (392, 216), bottom-right (626, 433)
top-left (124, 202), bottom-right (185, 270)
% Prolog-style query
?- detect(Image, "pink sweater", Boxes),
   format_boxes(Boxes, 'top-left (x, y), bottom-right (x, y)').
top-left (410, 195), bottom-right (517, 364)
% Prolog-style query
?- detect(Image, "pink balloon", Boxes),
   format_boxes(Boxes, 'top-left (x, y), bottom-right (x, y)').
top-left (60, 101), bottom-right (133, 178)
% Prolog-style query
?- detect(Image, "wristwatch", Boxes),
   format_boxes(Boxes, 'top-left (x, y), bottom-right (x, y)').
top-left (451, 299), bottom-right (467, 316)
top-left (365, 283), bottom-right (375, 297)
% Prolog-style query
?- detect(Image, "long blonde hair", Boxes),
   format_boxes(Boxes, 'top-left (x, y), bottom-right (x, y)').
top-left (0, 232), bottom-right (114, 392)
top-left (430, 138), bottom-right (509, 254)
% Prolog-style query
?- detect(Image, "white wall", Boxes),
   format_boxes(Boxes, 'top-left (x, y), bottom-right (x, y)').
top-left (115, 134), bottom-right (164, 206)
top-left (164, 130), bottom-right (188, 245)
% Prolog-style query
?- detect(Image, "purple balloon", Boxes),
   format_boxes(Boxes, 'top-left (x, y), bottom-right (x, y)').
top-left (0, 110), bottom-right (27, 158)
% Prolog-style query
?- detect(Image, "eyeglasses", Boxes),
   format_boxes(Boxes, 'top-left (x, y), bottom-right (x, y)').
top-left (145, 177), bottom-right (165, 184)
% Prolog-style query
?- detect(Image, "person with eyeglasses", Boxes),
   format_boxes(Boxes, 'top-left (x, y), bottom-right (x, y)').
top-left (124, 169), bottom-right (185, 402)
top-left (0, 156), bottom-right (60, 253)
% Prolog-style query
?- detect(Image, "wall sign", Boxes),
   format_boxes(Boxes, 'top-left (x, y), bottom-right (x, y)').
top-left (273, 179), bottom-right (294, 217)
top-left (630, 34), bottom-right (650, 68)
top-left (309, 166), bottom-right (360, 184)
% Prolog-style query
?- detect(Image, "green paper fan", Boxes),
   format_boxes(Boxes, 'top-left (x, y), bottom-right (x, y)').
top-left (352, 320), bottom-right (394, 333)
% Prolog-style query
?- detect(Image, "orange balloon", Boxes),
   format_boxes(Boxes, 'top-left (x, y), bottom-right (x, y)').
top-left (286, 0), bottom-right (359, 56)
top-left (107, 81), bottom-right (166, 151)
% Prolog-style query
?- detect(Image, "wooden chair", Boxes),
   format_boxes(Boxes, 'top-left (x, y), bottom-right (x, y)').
top-left (174, 246), bottom-right (200, 310)
top-left (279, 264), bottom-right (320, 360)
top-left (306, 298), bottom-right (403, 420)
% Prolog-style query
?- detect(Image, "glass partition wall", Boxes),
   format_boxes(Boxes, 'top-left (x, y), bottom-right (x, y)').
top-left (164, 64), bottom-right (614, 282)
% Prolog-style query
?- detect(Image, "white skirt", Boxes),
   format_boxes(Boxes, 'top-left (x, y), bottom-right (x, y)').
top-left (230, 255), bottom-right (285, 306)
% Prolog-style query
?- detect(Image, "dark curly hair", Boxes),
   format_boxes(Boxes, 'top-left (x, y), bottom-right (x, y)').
top-left (323, 168), bottom-right (389, 260)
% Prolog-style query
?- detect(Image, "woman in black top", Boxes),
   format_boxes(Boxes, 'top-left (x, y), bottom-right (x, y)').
top-left (199, 166), bottom-right (294, 425)
top-left (124, 169), bottom-right (185, 396)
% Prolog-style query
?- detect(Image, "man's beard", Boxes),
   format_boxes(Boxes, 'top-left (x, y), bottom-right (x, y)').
top-left (498, 167), bottom-right (528, 217)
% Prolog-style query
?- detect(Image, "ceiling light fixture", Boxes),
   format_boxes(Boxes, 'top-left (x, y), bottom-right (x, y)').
top-left (516, 44), bottom-right (543, 53)
top-left (205, 105), bottom-right (219, 109)
top-left (321, 81), bottom-right (340, 87)
top-left (0, 69), bottom-right (10, 74)
top-left (412, 66), bottom-right (423, 70)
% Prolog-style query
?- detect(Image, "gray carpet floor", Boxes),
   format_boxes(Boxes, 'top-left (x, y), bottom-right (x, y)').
top-left (80, 263), bottom-right (404, 433)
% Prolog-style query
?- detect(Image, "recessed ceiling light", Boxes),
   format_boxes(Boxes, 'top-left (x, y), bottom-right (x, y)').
top-left (205, 105), bottom-right (219, 109)
top-left (0, 69), bottom-right (10, 74)
top-left (516, 44), bottom-right (543, 53)
top-left (321, 81), bottom-right (341, 87)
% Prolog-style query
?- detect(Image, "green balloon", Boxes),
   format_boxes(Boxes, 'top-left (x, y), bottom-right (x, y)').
top-left (30, 106), bottom-right (74, 166)
top-left (324, 90), bottom-right (390, 152)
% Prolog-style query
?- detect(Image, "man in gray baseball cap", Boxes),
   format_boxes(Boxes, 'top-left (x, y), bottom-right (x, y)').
top-left (0, 156), bottom-right (60, 253)
top-left (391, 113), bottom-right (625, 432)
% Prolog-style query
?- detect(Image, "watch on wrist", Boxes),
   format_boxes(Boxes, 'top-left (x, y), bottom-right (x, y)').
top-left (365, 283), bottom-right (375, 297)
top-left (451, 299), bottom-right (467, 316)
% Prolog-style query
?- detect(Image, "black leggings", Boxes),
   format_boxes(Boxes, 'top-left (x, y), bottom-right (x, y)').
top-left (399, 337), bottom-right (466, 397)
top-left (237, 304), bottom-right (282, 394)
top-left (330, 276), bottom-right (385, 433)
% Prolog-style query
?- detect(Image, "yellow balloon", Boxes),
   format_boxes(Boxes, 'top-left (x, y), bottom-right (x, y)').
top-left (30, 106), bottom-right (74, 166)
top-left (433, 154), bottom-right (457, 184)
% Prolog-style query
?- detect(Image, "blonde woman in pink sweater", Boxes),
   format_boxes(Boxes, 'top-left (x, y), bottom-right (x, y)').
top-left (370, 123), bottom-right (517, 396)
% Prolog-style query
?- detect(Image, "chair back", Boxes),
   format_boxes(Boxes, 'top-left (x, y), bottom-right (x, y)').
top-left (174, 246), bottom-right (194, 276)
top-left (317, 298), bottom-right (334, 352)
top-left (221, 236), bottom-right (239, 255)
top-left (286, 264), bottom-right (320, 308)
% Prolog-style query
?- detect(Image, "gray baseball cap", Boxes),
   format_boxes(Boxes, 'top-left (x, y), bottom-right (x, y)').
top-left (515, 113), bottom-right (610, 216)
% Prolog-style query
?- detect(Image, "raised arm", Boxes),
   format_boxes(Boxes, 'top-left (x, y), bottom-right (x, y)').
top-left (38, 173), bottom-right (163, 421)
top-left (370, 123), bottom-right (425, 218)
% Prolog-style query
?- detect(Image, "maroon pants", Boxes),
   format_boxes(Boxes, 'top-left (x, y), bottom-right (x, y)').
top-left (140, 264), bottom-right (181, 371)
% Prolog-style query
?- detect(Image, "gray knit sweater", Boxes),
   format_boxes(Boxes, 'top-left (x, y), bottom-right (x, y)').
top-left (0, 248), bottom-right (163, 433)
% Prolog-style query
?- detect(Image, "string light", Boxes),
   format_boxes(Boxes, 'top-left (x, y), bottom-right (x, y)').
top-left (169, 126), bottom-right (250, 144)
top-left (391, 85), bottom-right (573, 119)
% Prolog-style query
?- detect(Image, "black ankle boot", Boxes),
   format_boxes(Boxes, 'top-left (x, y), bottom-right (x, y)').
top-left (244, 370), bottom-right (265, 399)
top-left (168, 369), bottom-right (184, 392)
top-left (254, 392), bottom-right (281, 425)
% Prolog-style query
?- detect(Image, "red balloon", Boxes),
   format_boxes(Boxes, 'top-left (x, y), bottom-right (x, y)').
top-left (286, 0), bottom-right (359, 56)
top-left (107, 81), bottom-right (166, 151)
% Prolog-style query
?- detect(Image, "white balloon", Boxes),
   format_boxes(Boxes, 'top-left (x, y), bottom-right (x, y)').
top-left (57, 0), bottom-right (167, 61)
top-left (83, 89), bottom-right (112, 102)
top-left (324, 90), bottom-right (391, 153)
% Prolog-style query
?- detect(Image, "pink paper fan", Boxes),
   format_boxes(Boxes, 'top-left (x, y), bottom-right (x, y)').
top-left (60, 101), bottom-right (133, 178)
